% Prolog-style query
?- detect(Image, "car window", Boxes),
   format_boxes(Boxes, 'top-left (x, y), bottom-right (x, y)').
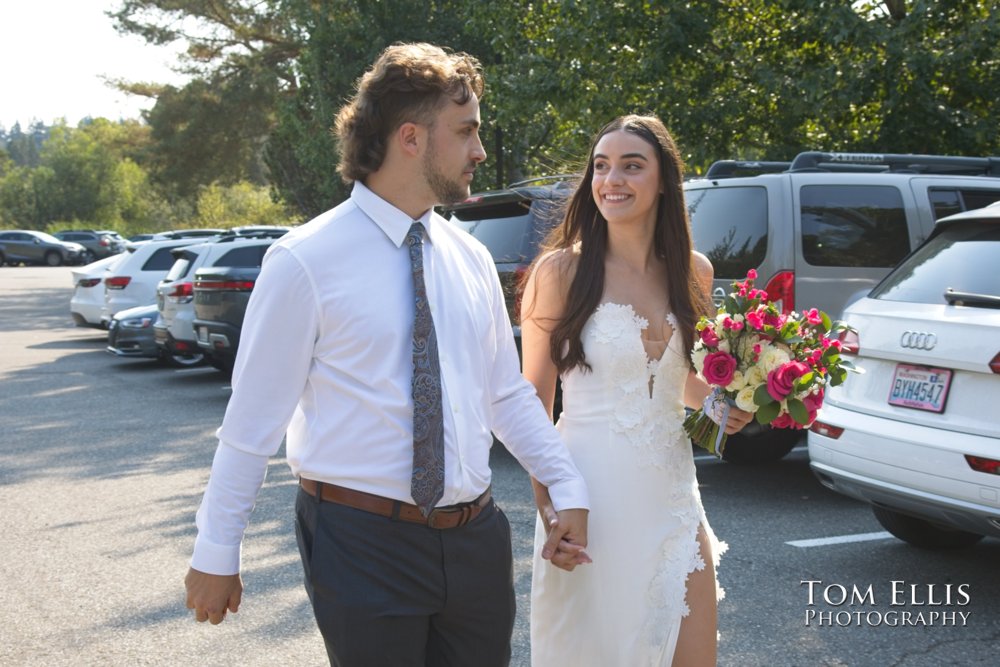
top-left (142, 247), bottom-right (182, 271)
top-left (800, 185), bottom-right (909, 268)
top-left (869, 222), bottom-right (1000, 305)
top-left (449, 201), bottom-right (533, 263)
top-left (927, 188), bottom-right (1000, 220)
top-left (164, 256), bottom-right (194, 282)
top-left (686, 186), bottom-right (768, 279)
top-left (212, 245), bottom-right (268, 267)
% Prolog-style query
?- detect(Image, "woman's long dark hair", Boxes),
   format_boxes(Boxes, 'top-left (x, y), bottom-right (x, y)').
top-left (525, 115), bottom-right (711, 374)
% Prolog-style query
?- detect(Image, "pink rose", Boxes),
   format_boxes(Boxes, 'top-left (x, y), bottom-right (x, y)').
top-left (700, 326), bottom-right (720, 347)
top-left (746, 310), bottom-right (765, 330)
top-left (766, 360), bottom-right (810, 401)
top-left (702, 351), bottom-right (737, 387)
top-left (802, 390), bottom-right (825, 425)
top-left (747, 269), bottom-right (758, 280)
top-left (771, 412), bottom-right (798, 429)
top-left (805, 308), bottom-right (822, 325)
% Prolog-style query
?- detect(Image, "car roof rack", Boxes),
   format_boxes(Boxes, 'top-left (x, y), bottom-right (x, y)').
top-left (788, 151), bottom-right (1000, 176)
top-left (703, 160), bottom-right (792, 179)
top-left (508, 174), bottom-right (577, 188)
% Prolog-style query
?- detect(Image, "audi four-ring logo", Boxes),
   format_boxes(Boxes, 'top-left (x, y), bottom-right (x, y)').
top-left (900, 331), bottom-right (937, 350)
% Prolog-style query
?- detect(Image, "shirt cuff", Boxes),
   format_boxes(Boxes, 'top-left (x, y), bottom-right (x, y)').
top-left (546, 478), bottom-right (590, 513)
top-left (190, 534), bottom-right (242, 575)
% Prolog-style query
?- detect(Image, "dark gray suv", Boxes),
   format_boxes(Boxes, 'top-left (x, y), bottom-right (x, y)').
top-left (0, 230), bottom-right (85, 266)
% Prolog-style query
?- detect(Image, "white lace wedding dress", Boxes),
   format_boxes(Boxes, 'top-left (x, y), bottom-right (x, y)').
top-left (530, 303), bottom-right (726, 666)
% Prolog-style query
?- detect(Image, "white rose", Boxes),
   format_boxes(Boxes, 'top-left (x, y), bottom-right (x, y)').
top-left (745, 365), bottom-right (766, 387)
top-left (760, 346), bottom-right (791, 373)
top-left (725, 370), bottom-right (746, 392)
top-left (692, 348), bottom-right (708, 378)
top-left (735, 385), bottom-right (758, 412)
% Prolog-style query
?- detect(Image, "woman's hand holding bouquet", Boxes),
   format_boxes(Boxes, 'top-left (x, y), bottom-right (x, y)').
top-left (683, 270), bottom-right (859, 457)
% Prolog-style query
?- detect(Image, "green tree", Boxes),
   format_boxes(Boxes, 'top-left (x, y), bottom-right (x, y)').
top-left (194, 181), bottom-right (298, 228)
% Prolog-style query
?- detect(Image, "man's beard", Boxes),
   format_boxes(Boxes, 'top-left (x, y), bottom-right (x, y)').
top-left (424, 146), bottom-right (471, 205)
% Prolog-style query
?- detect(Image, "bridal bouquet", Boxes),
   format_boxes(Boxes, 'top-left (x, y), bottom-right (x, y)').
top-left (683, 269), bottom-right (857, 457)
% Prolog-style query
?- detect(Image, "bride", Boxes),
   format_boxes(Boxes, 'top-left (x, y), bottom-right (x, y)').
top-left (520, 115), bottom-right (752, 666)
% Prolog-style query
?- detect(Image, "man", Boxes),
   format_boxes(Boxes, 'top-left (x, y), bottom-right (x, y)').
top-left (184, 42), bottom-right (589, 666)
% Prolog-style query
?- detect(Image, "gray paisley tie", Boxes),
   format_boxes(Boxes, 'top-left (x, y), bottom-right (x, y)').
top-left (406, 222), bottom-right (445, 516)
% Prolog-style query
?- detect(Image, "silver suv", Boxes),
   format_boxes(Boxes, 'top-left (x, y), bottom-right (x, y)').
top-left (684, 152), bottom-right (1000, 462)
top-left (154, 232), bottom-right (287, 367)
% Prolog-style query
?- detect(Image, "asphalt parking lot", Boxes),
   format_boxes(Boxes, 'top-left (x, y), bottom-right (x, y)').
top-left (2, 266), bottom-right (998, 666)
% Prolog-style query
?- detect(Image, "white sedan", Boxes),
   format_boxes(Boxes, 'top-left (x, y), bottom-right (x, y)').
top-left (808, 201), bottom-right (1000, 548)
top-left (69, 255), bottom-right (125, 327)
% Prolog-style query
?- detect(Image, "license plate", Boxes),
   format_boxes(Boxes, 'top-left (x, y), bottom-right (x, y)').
top-left (887, 364), bottom-right (952, 413)
top-left (197, 326), bottom-right (208, 343)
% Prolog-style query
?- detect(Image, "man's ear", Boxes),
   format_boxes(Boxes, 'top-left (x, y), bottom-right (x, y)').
top-left (397, 122), bottom-right (424, 157)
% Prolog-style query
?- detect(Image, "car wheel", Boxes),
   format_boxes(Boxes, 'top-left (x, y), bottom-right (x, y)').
top-left (0, 251), bottom-right (5, 266)
top-left (717, 421), bottom-right (801, 463)
top-left (209, 356), bottom-right (234, 377)
top-left (82, 250), bottom-right (97, 264)
top-left (872, 506), bottom-right (985, 549)
top-left (167, 351), bottom-right (205, 368)
top-left (44, 250), bottom-right (62, 267)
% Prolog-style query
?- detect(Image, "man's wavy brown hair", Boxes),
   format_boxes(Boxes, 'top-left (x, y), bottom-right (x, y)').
top-left (334, 43), bottom-right (485, 184)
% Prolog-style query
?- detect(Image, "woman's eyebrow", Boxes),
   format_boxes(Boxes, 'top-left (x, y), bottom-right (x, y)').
top-left (593, 152), bottom-right (650, 161)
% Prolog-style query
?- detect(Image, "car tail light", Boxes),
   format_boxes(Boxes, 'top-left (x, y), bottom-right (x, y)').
top-left (76, 278), bottom-right (101, 288)
top-left (194, 279), bottom-right (256, 291)
top-left (105, 276), bottom-right (131, 290)
top-left (839, 329), bottom-right (860, 355)
top-left (809, 420), bottom-right (844, 439)
top-left (990, 352), bottom-right (1000, 375)
top-left (763, 270), bottom-right (794, 314)
top-left (100, 238), bottom-right (110, 247)
top-left (167, 282), bottom-right (194, 303)
top-left (965, 455), bottom-right (1000, 476)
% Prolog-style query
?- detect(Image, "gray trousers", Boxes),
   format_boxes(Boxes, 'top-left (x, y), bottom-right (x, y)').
top-left (294, 487), bottom-right (515, 666)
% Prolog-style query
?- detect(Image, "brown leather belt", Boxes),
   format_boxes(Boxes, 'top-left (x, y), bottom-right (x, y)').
top-left (299, 478), bottom-right (492, 529)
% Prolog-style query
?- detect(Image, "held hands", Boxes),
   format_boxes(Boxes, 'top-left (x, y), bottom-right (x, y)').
top-left (541, 508), bottom-right (592, 571)
top-left (185, 567), bottom-right (243, 625)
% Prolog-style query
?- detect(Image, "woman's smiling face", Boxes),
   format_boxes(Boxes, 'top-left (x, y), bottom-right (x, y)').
top-left (590, 129), bottom-right (661, 226)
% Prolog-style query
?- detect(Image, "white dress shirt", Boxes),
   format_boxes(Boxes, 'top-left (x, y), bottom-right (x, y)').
top-left (191, 182), bottom-right (589, 575)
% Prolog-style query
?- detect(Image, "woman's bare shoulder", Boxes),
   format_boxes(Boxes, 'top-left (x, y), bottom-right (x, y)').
top-left (691, 250), bottom-right (714, 284)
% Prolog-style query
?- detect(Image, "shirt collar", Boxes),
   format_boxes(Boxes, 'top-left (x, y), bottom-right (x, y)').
top-left (351, 181), bottom-right (438, 248)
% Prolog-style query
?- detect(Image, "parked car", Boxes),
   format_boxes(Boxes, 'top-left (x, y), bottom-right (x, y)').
top-left (70, 254), bottom-right (126, 327)
top-left (101, 236), bottom-right (216, 326)
top-left (154, 231), bottom-right (287, 367)
top-left (106, 303), bottom-right (161, 360)
top-left (442, 176), bottom-right (573, 354)
top-left (683, 152), bottom-right (1000, 462)
top-left (191, 265), bottom-right (262, 375)
top-left (53, 230), bottom-right (125, 263)
top-left (808, 201), bottom-right (1000, 548)
top-left (0, 230), bottom-right (86, 266)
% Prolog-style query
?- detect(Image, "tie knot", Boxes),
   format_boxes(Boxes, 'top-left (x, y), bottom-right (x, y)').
top-left (406, 221), bottom-right (425, 247)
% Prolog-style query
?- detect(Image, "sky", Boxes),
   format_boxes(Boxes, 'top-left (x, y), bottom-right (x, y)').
top-left (1, 0), bottom-right (190, 130)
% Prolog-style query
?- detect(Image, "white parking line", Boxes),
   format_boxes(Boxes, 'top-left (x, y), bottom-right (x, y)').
top-left (786, 531), bottom-right (894, 548)
top-left (174, 366), bottom-right (217, 375)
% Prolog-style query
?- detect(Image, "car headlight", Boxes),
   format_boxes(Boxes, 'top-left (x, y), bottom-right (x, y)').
top-left (119, 316), bottom-right (154, 329)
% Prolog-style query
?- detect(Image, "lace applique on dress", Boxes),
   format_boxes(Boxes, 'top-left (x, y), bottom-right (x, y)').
top-left (591, 304), bottom-right (687, 469)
